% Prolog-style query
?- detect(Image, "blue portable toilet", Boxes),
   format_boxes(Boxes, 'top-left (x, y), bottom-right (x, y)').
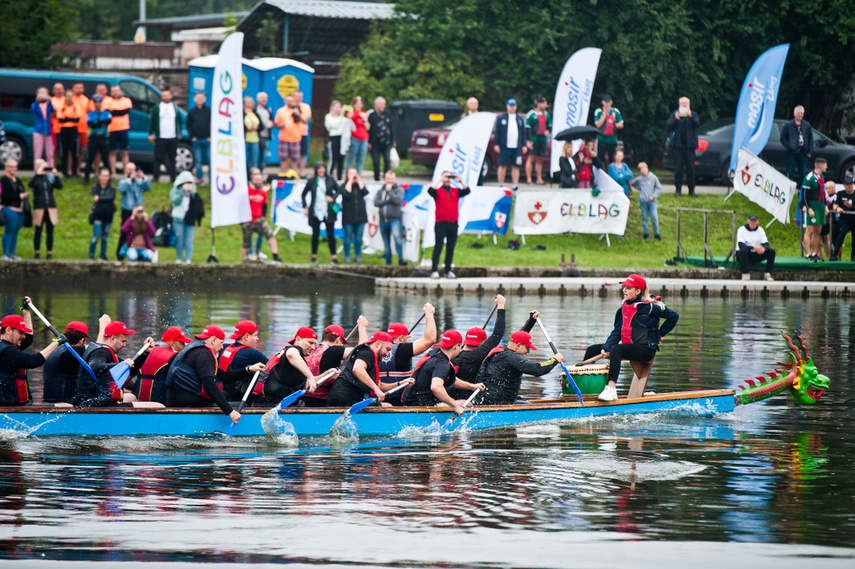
top-left (188, 56), bottom-right (315, 166)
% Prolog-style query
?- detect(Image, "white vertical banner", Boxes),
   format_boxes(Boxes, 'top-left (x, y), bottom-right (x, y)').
top-left (733, 147), bottom-right (795, 225)
top-left (210, 32), bottom-right (251, 227)
top-left (550, 47), bottom-right (602, 174)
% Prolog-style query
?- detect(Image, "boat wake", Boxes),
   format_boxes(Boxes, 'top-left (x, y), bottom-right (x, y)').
top-left (260, 408), bottom-right (299, 447)
top-left (550, 453), bottom-right (707, 482)
top-left (329, 412), bottom-right (359, 443)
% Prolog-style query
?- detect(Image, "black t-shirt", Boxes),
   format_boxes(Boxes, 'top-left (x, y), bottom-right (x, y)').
top-left (835, 191), bottom-right (855, 214)
top-left (325, 344), bottom-right (377, 407)
top-left (269, 345), bottom-right (308, 392)
top-left (319, 345), bottom-right (347, 372)
top-left (392, 342), bottom-right (415, 371)
top-left (0, 336), bottom-right (44, 373)
top-left (404, 348), bottom-right (455, 406)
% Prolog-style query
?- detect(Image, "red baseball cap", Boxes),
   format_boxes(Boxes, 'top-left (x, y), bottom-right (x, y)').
top-left (1, 314), bottom-right (32, 334)
top-left (368, 331), bottom-right (393, 344)
top-left (387, 322), bottom-right (409, 339)
top-left (438, 329), bottom-right (463, 348)
top-left (464, 327), bottom-right (487, 346)
top-left (324, 324), bottom-right (346, 342)
top-left (162, 326), bottom-right (192, 343)
top-left (195, 325), bottom-right (225, 341)
top-left (229, 319), bottom-right (258, 340)
top-left (288, 327), bottom-right (317, 344)
top-left (104, 321), bottom-right (135, 337)
top-left (510, 330), bottom-right (537, 351)
top-left (65, 321), bottom-right (89, 336)
top-left (620, 273), bottom-right (647, 290)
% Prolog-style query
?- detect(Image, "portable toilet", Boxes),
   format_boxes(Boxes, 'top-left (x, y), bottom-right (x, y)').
top-left (188, 56), bottom-right (315, 166)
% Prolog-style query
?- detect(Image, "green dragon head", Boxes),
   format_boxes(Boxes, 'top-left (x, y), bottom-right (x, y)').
top-left (737, 332), bottom-right (828, 406)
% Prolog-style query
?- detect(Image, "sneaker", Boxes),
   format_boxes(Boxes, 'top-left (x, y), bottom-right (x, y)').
top-left (257, 252), bottom-right (268, 260)
top-left (445, 270), bottom-right (457, 279)
top-left (11, 255), bottom-right (21, 261)
top-left (0, 255), bottom-right (11, 261)
top-left (310, 256), bottom-right (318, 264)
top-left (34, 253), bottom-right (40, 259)
top-left (763, 273), bottom-right (774, 281)
top-left (643, 234), bottom-right (649, 240)
top-left (184, 260), bottom-right (192, 264)
top-left (46, 253), bottom-right (52, 260)
top-left (512, 185), bottom-right (519, 192)
top-left (829, 255), bottom-right (839, 262)
top-left (654, 235), bottom-right (662, 241)
top-left (430, 271), bottom-right (440, 279)
top-left (331, 258), bottom-right (339, 265)
top-left (598, 385), bottom-right (618, 402)
top-left (98, 255), bottom-right (108, 261)
top-left (742, 274), bottom-right (751, 281)
top-left (272, 254), bottom-right (283, 263)
top-left (246, 253), bottom-right (258, 262)
top-left (355, 256), bottom-right (362, 264)
top-left (343, 256), bottom-right (351, 264)
top-left (398, 259), bottom-right (407, 266)
top-left (176, 259), bottom-right (183, 264)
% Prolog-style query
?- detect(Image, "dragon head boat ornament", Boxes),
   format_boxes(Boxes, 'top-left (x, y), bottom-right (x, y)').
top-left (737, 331), bottom-right (829, 406)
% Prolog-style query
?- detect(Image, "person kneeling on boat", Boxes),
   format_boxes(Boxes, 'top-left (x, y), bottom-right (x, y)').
top-left (301, 317), bottom-right (369, 407)
top-left (254, 327), bottom-right (337, 404)
top-left (43, 321), bottom-right (91, 404)
top-left (582, 273), bottom-right (679, 402)
top-left (0, 304), bottom-right (61, 406)
top-left (473, 330), bottom-right (563, 405)
top-left (402, 330), bottom-right (485, 415)
top-left (326, 331), bottom-right (412, 407)
top-left (134, 326), bottom-right (192, 404)
top-left (164, 325), bottom-right (264, 423)
top-left (218, 319), bottom-right (269, 402)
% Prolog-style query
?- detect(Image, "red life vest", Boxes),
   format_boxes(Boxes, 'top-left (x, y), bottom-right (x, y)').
top-left (218, 343), bottom-right (248, 372)
top-left (620, 300), bottom-right (657, 346)
top-left (253, 345), bottom-right (301, 397)
top-left (0, 342), bottom-right (30, 405)
top-left (137, 346), bottom-right (176, 402)
top-left (103, 346), bottom-right (121, 402)
top-left (303, 344), bottom-right (337, 400)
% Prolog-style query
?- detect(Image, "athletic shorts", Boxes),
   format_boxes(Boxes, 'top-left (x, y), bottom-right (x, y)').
top-left (278, 139), bottom-right (301, 160)
top-left (498, 147), bottom-right (522, 167)
top-left (241, 217), bottom-right (275, 248)
top-left (109, 130), bottom-right (129, 151)
top-left (530, 140), bottom-right (548, 156)
top-left (805, 200), bottom-right (825, 226)
top-left (821, 221), bottom-right (830, 236)
top-left (300, 136), bottom-right (309, 157)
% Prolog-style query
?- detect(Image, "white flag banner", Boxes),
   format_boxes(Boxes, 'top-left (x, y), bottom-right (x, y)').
top-left (734, 147), bottom-right (795, 224)
top-left (432, 113), bottom-right (495, 189)
top-left (210, 32), bottom-right (251, 227)
top-left (550, 47), bottom-right (602, 174)
top-left (512, 187), bottom-right (629, 236)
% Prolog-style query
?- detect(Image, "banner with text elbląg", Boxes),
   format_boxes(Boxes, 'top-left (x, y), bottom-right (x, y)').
top-left (512, 187), bottom-right (629, 236)
top-left (550, 47), bottom-right (602, 175)
top-left (733, 148), bottom-right (795, 225)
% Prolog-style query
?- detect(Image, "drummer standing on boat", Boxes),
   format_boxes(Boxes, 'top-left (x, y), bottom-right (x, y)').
top-left (582, 274), bottom-right (679, 401)
top-left (474, 330), bottom-right (562, 405)
top-left (301, 316), bottom-right (369, 407)
top-left (218, 320), bottom-right (269, 401)
top-left (0, 300), bottom-right (62, 406)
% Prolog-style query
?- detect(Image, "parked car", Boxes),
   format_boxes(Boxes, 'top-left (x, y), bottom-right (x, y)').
top-left (663, 118), bottom-right (855, 183)
top-left (0, 68), bottom-right (194, 172)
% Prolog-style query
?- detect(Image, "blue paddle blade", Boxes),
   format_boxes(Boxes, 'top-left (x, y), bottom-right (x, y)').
top-left (560, 362), bottom-right (584, 406)
top-left (64, 344), bottom-right (97, 381)
top-left (278, 388), bottom-right (307, 410)
top-left (109, 362), bottom-right (130, 389)
top-left (348, 397), bottom-right (377, 415)
top-left (225, 421), bottom-right (235, 436)
top-left (438, 416), bottom-right (456, 434)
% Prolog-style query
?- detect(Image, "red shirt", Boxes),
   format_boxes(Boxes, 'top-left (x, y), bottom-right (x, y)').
top-left (430, 185), bottom-right (471, 223)
top-left (248, 185), bottom-right (267, 221)
top-left (349, 111), bottom-right (369, 141)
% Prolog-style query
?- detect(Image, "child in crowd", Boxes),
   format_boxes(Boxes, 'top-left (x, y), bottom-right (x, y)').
top-left (630, 162), bottom-right (662, 241)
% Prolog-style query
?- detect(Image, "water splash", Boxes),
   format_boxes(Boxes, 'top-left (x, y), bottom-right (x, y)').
top-left (0, 413), bottom-right (61, 439)
top-left (329, 412), bottom-right (359, 443)
top-left (260, 407), bottom-right (299, 447)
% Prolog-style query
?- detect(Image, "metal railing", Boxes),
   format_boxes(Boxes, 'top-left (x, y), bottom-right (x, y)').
top-left (675, 208), bottom-right (737, 268)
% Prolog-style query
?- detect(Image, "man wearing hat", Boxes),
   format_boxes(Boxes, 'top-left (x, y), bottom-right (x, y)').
top-left (474, 330), bottom-right (563, 406)
top-left (832, 176), bottom-right (855, 261)
top-left (449, 295), bottom-right (508, 398)
top-left (525, 96), bottom-right (552, 185)
top-left (302, 316), bottom-right (369, 407)
top-left (402, 330), bottom-right (484, 414)
top-left (582, 274), bottom-right (679, 401)
top-left (594, 94), bottom-right (624, 167)
top-left (380, 303), bottom-right (437, 391)
top-left (135, 326), bottom-right (192, 404)
top-left (493, 98), bottom-right (528, 191)
top-left (326, 331), bottom-right (410, 407)
top-left (736, 214), bottom-right (776, 280)
top-left (256, 327), bottom-right (331, 404)
top-left (43, 321), bottom-right (91, 404)
top-left (73, 320), bottom-right (147, 407)
top-left (218, 319), bottom-right (270, 401)
top-left (0, 300), bottom-right (62, 405)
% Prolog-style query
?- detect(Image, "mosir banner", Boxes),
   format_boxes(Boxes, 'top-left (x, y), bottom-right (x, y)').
top-left (550, 47), bottom-right (602, 174)
top-left (733, 147), bottom-right (795, 225)
top-left (432, 112), bottom-right (495, 189)
top-left (512, 187), bottom-right (629, 236)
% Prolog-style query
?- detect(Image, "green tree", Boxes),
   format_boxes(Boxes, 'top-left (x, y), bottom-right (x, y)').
top-left (0, 0), bottom-right (78, 68)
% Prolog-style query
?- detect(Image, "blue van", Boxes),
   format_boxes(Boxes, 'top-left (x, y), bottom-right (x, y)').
top-left (0, 68), bottom-right (194, 172)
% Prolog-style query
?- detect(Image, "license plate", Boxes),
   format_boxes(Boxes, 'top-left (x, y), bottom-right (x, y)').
top-left (415, 137), bottom-right (429, 146)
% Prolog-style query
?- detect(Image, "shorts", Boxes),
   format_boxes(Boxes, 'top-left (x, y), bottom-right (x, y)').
top-left (821, 221), bottom-right (830, 236)
top-left (499, 147), bottom-right (522, 167)
top-left (278, 139), bottom-right (301, 160)
top-left (109, 130), bottom-right (129, 151)
top-left (300, 136), bottom-right (309, 157)
top-left (530, 140), bottom-right (548, 156)
top-left (805, 200), bottom-right (825, 226)
top-left (241, 217), bottom-right (275, 248)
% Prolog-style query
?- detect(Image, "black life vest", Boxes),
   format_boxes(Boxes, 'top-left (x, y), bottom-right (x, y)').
top-left (79, 342), bottom-right (122, 403)
top-left (137, 346), bottom-right (176, 403)
top-left (0, 342), bottom-right (30, 405)
top-left (42, 344), bottom-right (82, 403)
top-left (337, 344), bottom-right (380, 397)
top-left (164, 340), bottom-right (218, 400)
top-left (252, 345), bottom-right (303, 397)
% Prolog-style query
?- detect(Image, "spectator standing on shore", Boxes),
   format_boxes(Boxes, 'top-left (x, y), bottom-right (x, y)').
top-left (170, 171), bottom-right (204, 264)
top-left (103, 84), bottom-right (133, 177)
top-left (375, 170), bottom-right (405, 266)
top-left (324, 100), bottom-right (346, 181)
top-left (274, 94), bottom-right (303, 174)
top-left (86, 84), bottom-right (109, 175)
top-left (573, 140), bottom-right (603, 189)
top-left (50, 83), bottom-right (65, 160)
top-left (116, 162), bottom-right (151, 260)
top-left (525, 96), bottom-right (552, 185)
top-left (821, 181), bottom-right (836, 260)
top-left (609, 149), bottom-right (633, 196)
top-left (71, 83), bottom-right (89, 177)
top-left (801, 157), bottom-right (827, 261)
top-left (301, 162), bottom-right (339, 264)
top-left (832, 177), bottom-right (855, 261)
top-left (593, 94), bottom-right (624, 166)
top-left (344, 96), bottom-right (370, 176)
top-left (57, 91), bottom-right (80, 178)
top-left (89, 168), bottom-right (116, 261)
top-left (148, 89), bottom-right (181, 183)
top-left (630, 162), bottom-right (662, 241)
top-left (494, 99), bottom-right (527, 191)
top-left (28, 159), bottom-right (62, 260)
top-left (737, 214), bottom-right (775, 281)
top-left (558, 142), bottom-right (576, 188)
top-left (428, 171), bottom-right (470, 279)
top-left (340, 168), bottom-right (369, 264)
top-left (121, 206), bottom-right (157, 262)
top-left (368, 96), bottom-right (394, 182)
top-left (780, 105), bottom-right (813, 185)
top-left (83, 95), bottom-right (111, 185)
top-left (255, 92), bottom-right (274, 173)
top-left (243, 96), bottom-right (261, 172)
top-left (30, 87), bottom-right (55, 168)
top-left (186, 91), bottom-right (211, 184)
top-left (465, 97), bottom-right (479, 116)
top-left (666, 97), bottom-right (700, 196)
top-left (294, 90), bottom-right (312, 178)
top-left (241, 168), bottom-right (283, 263)
top-left (1, 159), bottom-right (27, 261)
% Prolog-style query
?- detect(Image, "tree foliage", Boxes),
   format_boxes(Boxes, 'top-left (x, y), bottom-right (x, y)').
top-left (0, 0), bottom-right (78, 68)
top-left (336, 0), bottom-right (855, 162)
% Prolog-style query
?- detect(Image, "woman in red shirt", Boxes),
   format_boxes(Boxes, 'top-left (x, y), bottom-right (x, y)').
top-left (344, 96), bottom-right (369, 176)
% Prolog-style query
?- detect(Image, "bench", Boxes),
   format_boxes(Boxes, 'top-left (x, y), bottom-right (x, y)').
top-left (626, 359), bottom-right (654, 399)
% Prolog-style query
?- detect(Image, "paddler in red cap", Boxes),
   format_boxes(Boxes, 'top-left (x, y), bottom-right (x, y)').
top-left (301, 315), bottom-right (369, 407)
top-left (401, 329), bottom-right (484, 414)
top-left (474, 330), bottom-right (563, 405)
top-left (582, 273), bottom-right (679, 401)
top-left (43, 320), bottom-right (92, 404)
top-left (326, 330), bottom-right (413, 407)
top-left (218, 319), bottom-right (270, 401)
top-left (134, 326), bottom-right (192, 404)
top-left (379, 303), bottom-right (437, 402)
top-left (254, 327), bottom-right (338, 404)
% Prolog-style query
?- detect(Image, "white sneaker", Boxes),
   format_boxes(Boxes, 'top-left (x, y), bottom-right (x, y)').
top-left (763, 273), bottom-right (774, 281)
top-left (175, 259), bottom-right (182, 264)
top-left (430, 271), bottom-right (440, 279)
top-left (741, 274), bottom-right (751, 281)
top-left (445, 270), bottom-right (457, 279)
top-left (247, 253), bottom-right (258, 261)
top-left (257, 251), bottom-right (268, 260)
top-left (598, 385), bottom-right (618, 402)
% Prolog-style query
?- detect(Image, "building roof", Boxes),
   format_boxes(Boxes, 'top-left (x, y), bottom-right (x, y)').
top-left (133, 13), bottom-right (249, 31)
top-left (188, 55), bottom-right (314, 74)
top-left (259, 0), bottom-right (394, 20)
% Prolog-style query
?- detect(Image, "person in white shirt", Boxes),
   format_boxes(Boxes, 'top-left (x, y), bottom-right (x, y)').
top-left (736, 214), bottom-right (776, 281)
top-left (493, 99), bottom-right (527, 191)
top-left (147, 89), bottom-right (182, 183)
top-left (324, 100), bottom-right (347, 181)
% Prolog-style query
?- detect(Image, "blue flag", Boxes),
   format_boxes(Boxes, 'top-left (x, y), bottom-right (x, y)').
top-left (729, 44), bottom-right (789, 171)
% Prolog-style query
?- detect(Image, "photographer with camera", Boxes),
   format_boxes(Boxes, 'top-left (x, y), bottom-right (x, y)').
top-left (428, 171), bottom-right (470, 279)
top-left (274, 94), bottom-right (304, 175)
top-left (116, 162), bottom-right (151, 260)
top-left (29, 159), bottom-right (62, 260)
top-left (666, 97), bottom-right (700, 197)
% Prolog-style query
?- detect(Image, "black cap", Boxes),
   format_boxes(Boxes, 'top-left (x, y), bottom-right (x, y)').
top-left (535, 95), bottom-right (547, 104)
top-left (602, 94), bottom-right (613, 102)
top-left (748, 214), bottom-right (759, 221)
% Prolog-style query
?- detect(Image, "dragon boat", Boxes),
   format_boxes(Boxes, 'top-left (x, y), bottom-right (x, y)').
top-left (0, 333), bottom-right (828, 438)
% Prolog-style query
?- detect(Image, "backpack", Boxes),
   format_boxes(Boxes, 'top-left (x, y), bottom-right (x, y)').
top-left (150, 208), bottom-right (175, 247)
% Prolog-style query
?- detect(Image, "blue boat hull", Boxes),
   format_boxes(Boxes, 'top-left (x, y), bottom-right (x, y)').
top-left (0, 390), bottom-right (737, 438)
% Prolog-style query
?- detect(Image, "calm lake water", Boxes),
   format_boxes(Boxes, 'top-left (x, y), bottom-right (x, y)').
top-left (0, 285), bottom-right (853, 567)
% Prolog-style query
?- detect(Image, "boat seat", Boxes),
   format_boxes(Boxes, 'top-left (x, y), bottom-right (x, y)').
top-left (626, 358), bottom-right (654, 399)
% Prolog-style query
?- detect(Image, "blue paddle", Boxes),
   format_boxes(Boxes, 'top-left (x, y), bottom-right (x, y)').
top-left (109, 341), bottom-right (152, 389)
top-left (347, 380), bottom-right (410, 416)
top-left (225, 369), bottom-right (263, 436)
top-left (535, 317), bottom-right (584, 406)
top-left (25, 298), bottom-right (97, 382)
top-left (439, 387), bottom-right (482, 434)
top-left (273, 368), bottom-right (338, 413)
